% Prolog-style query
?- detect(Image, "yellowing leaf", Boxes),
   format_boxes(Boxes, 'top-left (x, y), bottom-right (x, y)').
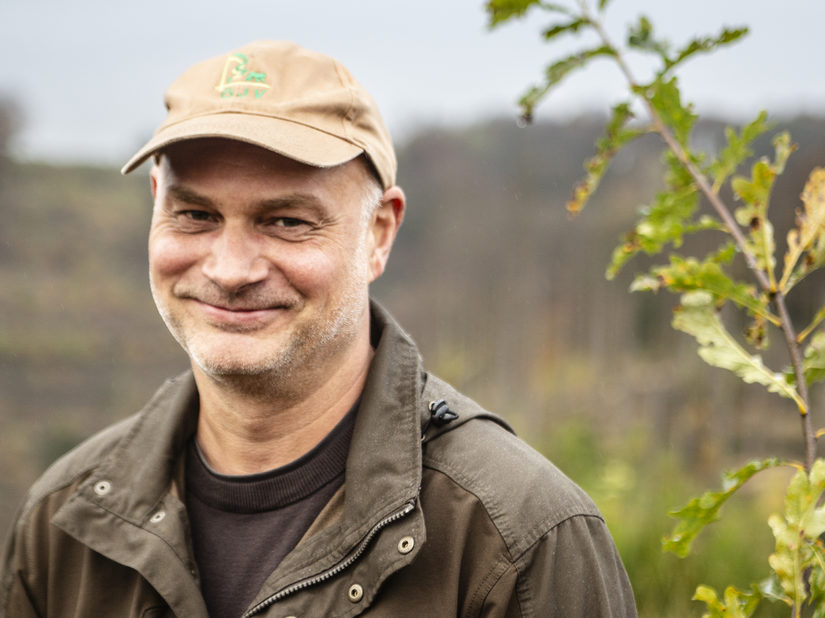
top-left (672, 292), bottom-right (804, 411)
top-left (631, 254), bottom-right (779, 325)
top-left (768, 460), bottom-right (825, 610)
top-left (733, 159), bottom-right (777, 282)
top-left (781, 167), bottom-right (825, 291)
top-left (692, 584), bottom-right (762, 618)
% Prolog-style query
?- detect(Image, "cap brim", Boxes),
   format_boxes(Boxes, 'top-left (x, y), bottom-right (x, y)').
top-left (121, 113), bottom-right (364, 174)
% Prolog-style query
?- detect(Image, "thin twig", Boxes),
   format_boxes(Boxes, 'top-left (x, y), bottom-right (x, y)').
top-left (775, 292), bottom-right (816, 469)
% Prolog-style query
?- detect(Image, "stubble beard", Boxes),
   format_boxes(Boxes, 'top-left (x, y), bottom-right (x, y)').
top-left (149, 244), bottom-right (371, 394)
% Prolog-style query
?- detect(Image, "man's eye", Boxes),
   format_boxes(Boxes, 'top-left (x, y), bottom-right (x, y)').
top-left (182, 210), bottom-right (215, 222)
top-left (271, 217), bottom-right (307, 228)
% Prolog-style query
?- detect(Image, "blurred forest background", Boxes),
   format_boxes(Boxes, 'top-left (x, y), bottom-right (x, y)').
top-left (1, 91), bottom-right (823, 614)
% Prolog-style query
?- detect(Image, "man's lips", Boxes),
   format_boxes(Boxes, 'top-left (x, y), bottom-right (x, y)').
top-left (198, 300), bottom-right (285, 312)
top-left (189, 298), bottom-right (291, 329)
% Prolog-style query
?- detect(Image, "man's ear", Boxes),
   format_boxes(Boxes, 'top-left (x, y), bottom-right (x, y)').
top-left (368, 186), bottom-right (405, 282)
top-left (150, 164), bottom-right (159, 200)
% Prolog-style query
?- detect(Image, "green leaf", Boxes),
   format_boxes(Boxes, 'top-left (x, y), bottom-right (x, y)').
top-left (485, 0), bottom-right (546, 27)
top-left (802, 331), bottom-right (825, 386)
top-left (671, 291), bottom-right (805, 411)
top-left (607, 185), bottom-right (701, 278)
top-left (664, 27), bottom-right (749, 74)
top-left (798, 304), bottom-right (825, 344)
top-left (693, 585), bottom-right (725, 617)
top-left (810, 556), bottom-right (825, 618)
top-left (756, 575), bottom-right (792, 606)
top-left (693, 584), bottom-right (721, 606)
top-left (519, 45), bottom-right (616, 123)
top-left (663, 457), bottom-right (785, 557)
top-left (630, 254), bottom-right (779, 325)
top-left (543, 18), bottom-right (590, 41)
top-left (567, 102), bottom-right (645, 215)
top-left (628, 15), bottom-right (670, 62)
top-left (646, 77), bottom-right (697, 146)
top-left (722, 586), bottom-right (761, 618)
top-left (732, 160), bottom-right (773, 209)
top-left (607, 148), bottom-right (706, 278)
top-left (785, 460), bottom-right (825, 535)
top-left (709, 111), bottom-right (770, 192)
top-left (781, 167), bottom-right (825, 291)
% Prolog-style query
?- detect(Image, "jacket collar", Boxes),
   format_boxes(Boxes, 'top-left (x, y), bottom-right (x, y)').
top-left (346, 300), bottom-right (424, 521)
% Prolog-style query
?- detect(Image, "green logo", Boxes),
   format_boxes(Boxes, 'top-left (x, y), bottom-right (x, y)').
top-left (216, 53), bottom-right (271, 99)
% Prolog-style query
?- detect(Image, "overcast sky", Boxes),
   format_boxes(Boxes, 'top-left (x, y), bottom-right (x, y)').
top-left (2, 0), bottom-right (823, 166)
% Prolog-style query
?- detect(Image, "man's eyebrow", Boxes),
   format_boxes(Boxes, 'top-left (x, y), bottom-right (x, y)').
top-left (163, 186), bottom-right (331, 218)
top-left (166, 185), bottom-right (215, 207)
top-left (255, 193), bottom-right (328, 216)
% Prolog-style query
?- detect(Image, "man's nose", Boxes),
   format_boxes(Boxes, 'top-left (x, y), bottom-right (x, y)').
top-left (201, 226), bottom-right (269, 293)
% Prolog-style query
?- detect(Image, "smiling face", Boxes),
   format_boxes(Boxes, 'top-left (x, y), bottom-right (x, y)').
top-left (148, 139), bottom-right (401, 384)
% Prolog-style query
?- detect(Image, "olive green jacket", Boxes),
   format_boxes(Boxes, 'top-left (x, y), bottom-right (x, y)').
top-left (2, 303), bottom-right (637, 617)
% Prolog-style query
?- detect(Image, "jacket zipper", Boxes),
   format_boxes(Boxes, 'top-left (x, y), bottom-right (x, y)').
top-left (241, 499), bottom-right (417, 617)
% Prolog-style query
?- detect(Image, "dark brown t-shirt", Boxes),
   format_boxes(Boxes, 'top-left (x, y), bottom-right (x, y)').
top-left (185, 406), bottom-right (356, 618)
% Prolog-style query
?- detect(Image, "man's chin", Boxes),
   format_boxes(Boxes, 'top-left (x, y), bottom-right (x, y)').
top-left (184, 338), bottom-right (293, 378)
top-left (190, 351), bottom-right (292, 379)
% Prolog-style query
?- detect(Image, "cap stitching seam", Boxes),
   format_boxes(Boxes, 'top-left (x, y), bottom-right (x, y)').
top-left (159, 110), bottom-right (359, 143)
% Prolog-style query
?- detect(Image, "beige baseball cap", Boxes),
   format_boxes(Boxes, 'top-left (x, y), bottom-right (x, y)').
top-left (121, 40), bottom-right (396, 188)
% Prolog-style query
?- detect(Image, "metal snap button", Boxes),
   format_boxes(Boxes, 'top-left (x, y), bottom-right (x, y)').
top-left (93, 480), bottom-right (111, 496)
top-left (150, 510), bottom-right (166, 523)
top-left (348, 583), bottom-right (364, 603)
top-left (397, 536), bottom-right (415, 554)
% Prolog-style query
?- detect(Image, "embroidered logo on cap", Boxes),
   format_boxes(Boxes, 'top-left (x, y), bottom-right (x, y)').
top-left (215, 53), bottom-right (271, 99)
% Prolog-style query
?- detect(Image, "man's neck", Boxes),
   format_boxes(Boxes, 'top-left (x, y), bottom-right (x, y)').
top-left (191, 339), bottom-right (373, 476)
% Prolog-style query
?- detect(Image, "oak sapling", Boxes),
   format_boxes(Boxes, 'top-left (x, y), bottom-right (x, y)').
top-left (486, 0), bottom-right (825, 615)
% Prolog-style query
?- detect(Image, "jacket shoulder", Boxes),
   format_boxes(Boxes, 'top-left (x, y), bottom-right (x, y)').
top-left (23, 414), bottom-right (137, 512)
top-left (421, 374), bottom-right (601, 560)
top-left (18, 375), bottom-right (185, 518)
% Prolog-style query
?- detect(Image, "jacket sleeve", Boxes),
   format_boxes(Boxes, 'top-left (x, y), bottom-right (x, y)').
top-left (483, 514), bottom-right (638, 617)
top-left (2, 513), bottom-right (43, 618)
top-left (1, 571), bottom-right (41, 618)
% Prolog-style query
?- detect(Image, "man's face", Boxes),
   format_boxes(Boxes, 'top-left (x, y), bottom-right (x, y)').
top-left (148, 138), bottom-right (393, 381)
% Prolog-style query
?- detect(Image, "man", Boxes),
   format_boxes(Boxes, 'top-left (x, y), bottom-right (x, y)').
top-left (1, 41), bottom-right (636, 617)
